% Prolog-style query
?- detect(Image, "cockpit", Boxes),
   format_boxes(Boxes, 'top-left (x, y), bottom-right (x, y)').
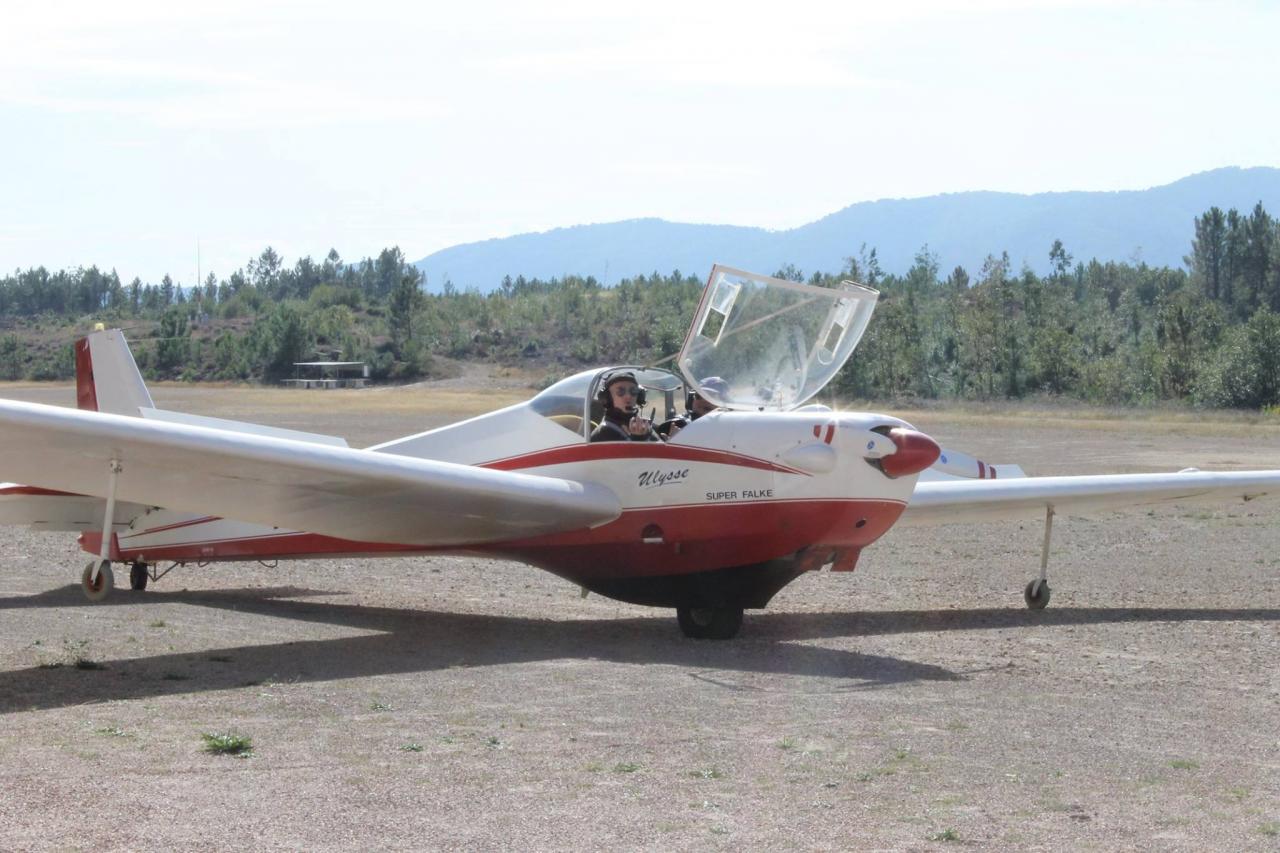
top-left (529, 367), bottom-right (692, 439)
top-left (527, 265), bottom-right (879, 440)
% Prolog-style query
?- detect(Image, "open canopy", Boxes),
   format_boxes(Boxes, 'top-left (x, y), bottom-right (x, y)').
top-left (677, 265), bottom-right (878, 411)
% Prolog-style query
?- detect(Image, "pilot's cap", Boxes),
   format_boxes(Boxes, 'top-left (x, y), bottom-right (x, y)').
top-left (603, 371), bottom-right (639, 390)
top-left (698, 376), bottom-right (729, 397)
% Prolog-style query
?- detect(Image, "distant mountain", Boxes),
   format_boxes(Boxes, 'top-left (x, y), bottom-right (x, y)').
top-left (414, 167), bottom-right (1280, 291)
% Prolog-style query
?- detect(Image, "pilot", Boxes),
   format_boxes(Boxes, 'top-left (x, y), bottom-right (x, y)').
top-left (665, 376), bottom-right (728, 438)
top-left (689, 375), bottom-right (728, 420)
top-left (590, 372), bottom-right (660, 442)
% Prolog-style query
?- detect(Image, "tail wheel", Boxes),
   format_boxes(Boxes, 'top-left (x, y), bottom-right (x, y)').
top-left (676, 606), bottom-right (744, 640)
top-left (80, 560), bottom-right (114, 602)
top-left (129, 562), bottom-right (149, 591)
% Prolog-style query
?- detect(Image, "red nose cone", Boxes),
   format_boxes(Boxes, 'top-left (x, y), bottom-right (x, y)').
top-left (880, 428), bottom-right (941, 478)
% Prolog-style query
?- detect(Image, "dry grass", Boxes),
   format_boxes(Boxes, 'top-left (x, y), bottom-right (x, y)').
top-left (0, 381), bottom-right (532, 417)
top-left (169, 386), bottom-right (532, 416)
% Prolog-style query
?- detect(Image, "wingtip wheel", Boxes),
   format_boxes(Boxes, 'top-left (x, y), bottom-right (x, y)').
top-left (1024, 504), bottom-right (1055, 611)
top-left (676, 606), bottom-right (744, 640)
top-left (1024, 578), bottom-right (1051, 610)
top-left (81, 560), bottom-right (114, 602)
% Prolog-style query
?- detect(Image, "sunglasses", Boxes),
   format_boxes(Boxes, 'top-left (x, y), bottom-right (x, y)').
top-left (611, 386), bottom-right (641, 397)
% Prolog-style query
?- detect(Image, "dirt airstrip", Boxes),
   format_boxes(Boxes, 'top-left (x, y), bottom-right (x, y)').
top-left (0, 383), bottom-right (1277, 851)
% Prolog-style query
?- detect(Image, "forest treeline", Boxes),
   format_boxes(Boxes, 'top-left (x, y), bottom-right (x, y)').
top-left (2, 203), bottom-right (1280, 409)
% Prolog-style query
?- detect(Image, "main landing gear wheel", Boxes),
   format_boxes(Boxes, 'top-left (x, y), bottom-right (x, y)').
top-left (676, 606), bottom-right (744, 640)
top-left (81, 560), bottom-right (114, 602)
top-left (129, 562), bottom-right (148, 591)
top-left (1024, 579), bottom-right (1051, 610)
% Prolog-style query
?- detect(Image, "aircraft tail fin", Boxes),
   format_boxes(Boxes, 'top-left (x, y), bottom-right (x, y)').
top-left (72, 327), bottom-right (348, 446)
top-left (74, 328), bottom-right (155, 416)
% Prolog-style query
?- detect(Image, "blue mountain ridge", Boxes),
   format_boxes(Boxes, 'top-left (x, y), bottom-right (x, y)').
top-left (414, 167), bottom-right (1280, 292)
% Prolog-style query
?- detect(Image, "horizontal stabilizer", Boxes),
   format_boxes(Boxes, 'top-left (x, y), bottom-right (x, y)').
top-left (927, 446), bottom-right (1021, 480)
top-left (140, 408), bottom-right (348, 447)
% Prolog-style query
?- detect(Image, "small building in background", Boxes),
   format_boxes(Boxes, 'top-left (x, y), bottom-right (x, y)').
top-left (282, 359), bottom-right (370, 389)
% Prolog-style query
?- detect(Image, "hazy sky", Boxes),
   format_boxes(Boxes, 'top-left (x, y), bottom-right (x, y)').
top-left (2, 0), bottom-right (1277, 285)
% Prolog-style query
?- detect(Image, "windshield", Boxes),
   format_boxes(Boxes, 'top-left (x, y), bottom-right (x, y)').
top-left (677, 265), bottom-right (878, 411)
top-left (529, 370), bottom-right (596, 435)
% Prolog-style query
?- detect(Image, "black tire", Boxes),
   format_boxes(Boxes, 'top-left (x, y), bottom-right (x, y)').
top-left (676, 606), bottom-right (744, 640)
top-left (1024, 579), bottom-right (1051, 610)
top-left (130, 562), bottom-right (148, 591)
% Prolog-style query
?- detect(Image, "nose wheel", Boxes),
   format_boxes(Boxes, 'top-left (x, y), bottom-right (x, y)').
top-left (676, 605), bottom-right (744, 639)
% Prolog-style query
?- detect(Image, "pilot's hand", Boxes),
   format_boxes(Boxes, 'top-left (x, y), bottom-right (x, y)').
top-left (627, 416), bottom-right (652, 436)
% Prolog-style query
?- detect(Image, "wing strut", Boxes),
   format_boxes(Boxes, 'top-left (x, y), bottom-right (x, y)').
top-left (96, 459), bottom-right (122, 577)
top-left (81, 459), bottom-right (122, 600)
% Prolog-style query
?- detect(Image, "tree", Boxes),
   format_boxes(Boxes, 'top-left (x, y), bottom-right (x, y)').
top-left (372, 247), bottom-right (409, 299)
top-left (859, 244), bottom-right (882, 286)
top-left (1244, 203), bottom-right (1277, 311)
top-left (388, 266), bottom-right (425, 359)
top-left (249, 246), bottom-right (283, 295)
top-left (904, 246), bottom-right (939, 295)
top-left (1189, 207), bottom-right (1226, 301)
top-left (155, 309), bottom-right (190, 374)
top-left (0, 335), bottom-right (22, 380)
top-left (1049, 239), bottom-right (1073, 279)
top-left (252, 303), bottom-right (309, 381)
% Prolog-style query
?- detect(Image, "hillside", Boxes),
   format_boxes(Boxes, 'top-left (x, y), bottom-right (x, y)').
top-left (414, 166), bottom-right (1280, 291)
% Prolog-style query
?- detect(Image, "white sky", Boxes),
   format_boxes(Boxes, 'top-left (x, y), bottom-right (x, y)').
top-left (1, 0), bottom-right (1277, 285)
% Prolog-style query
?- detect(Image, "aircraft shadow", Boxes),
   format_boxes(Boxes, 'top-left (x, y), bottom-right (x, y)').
top-left (1, 585), bottom-right (1276, 714)
top-left (1, 584), bottom-right (957, 712)
top-left (747, 605), bottom-right (1280, 641)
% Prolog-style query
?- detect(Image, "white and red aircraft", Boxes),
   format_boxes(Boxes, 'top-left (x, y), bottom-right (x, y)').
top-left (1, 265), bottom-right (1277, 638)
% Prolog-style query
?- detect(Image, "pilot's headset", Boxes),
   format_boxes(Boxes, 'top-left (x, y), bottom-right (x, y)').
top-left (598, 371), bottom-right (646, 409)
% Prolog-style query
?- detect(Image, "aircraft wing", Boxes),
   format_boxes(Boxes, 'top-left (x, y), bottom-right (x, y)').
top-left (900, 469), bottom-right (1280, 526)
top-left (0, 399), bottom-right (620, 546)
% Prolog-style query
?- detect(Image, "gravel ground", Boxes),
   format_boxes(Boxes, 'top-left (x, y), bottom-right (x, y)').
top-left (0, 385), bottom-right (1278, 851)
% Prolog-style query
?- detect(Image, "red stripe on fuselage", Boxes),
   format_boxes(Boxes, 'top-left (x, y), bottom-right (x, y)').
top-left (480, 443), bottom-right (810, 476)
top-left (120, 515), bottom-right (221, 539)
